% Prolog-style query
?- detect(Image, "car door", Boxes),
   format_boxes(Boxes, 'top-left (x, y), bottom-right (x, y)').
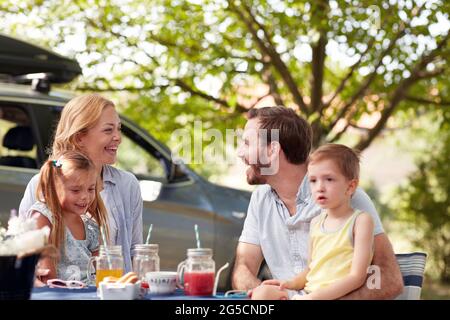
top-left (116, 118), bottom-right (216, 271)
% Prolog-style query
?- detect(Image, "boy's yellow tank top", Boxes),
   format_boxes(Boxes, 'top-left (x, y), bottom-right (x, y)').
top-left (305, 210), bottom-right (370, 293)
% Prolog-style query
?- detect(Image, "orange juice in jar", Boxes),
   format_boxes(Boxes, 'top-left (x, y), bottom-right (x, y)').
top-left (95, 269), bottom-right (123, 287)
top-left (88, 245), bottom-right (124, 287)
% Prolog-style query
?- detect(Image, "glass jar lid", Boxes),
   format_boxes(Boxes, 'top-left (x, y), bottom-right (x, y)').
top-left (99, 245), bottom-right (123, 256)
top-left (133, 244), bottom-right (159, 254)
top-left (187, 248), bottom-right (212, 257)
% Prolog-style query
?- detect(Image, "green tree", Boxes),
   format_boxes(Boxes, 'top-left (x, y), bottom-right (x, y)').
top-left (390, 109), bottom-right (450, 283)
top-left (0, 0), bottom-right (448, 152)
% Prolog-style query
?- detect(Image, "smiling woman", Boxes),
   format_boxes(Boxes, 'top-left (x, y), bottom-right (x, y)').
top-left (18, 93), bottom-right (143, 283)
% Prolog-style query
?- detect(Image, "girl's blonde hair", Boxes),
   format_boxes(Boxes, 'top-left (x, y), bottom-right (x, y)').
top-left (52, 93), bottom-right (115, 156)
top-left (36, 151), bottom-right (109, 259)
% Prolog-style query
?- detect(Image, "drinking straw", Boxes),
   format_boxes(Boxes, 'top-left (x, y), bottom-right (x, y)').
top-left (100, 226), bottom-right (112, 269)
top-left (194, 224), bottom-right (201, 248)
top-left (145, 224), bottom-right (153, 245)
top-left (213, 262), bottom-right (229, 296)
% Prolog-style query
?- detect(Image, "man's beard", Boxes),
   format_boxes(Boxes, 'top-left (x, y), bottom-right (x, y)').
top-left (246, 164), bottom-right (268, 185)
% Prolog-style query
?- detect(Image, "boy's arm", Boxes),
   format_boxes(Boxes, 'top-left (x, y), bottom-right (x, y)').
top-left (306, 213), bottom-right (374, 300)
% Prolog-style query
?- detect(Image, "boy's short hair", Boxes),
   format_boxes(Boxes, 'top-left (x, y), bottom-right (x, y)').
top-left (308, 143), bottom-right (361, 180)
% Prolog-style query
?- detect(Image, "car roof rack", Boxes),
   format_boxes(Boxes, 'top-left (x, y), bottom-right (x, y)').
top-left (0, 34), bottom-right (82, 89)
top-left (13, 73), bottom-right (53, 93)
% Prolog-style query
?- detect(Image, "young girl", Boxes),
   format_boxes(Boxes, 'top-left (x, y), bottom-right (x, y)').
top-left (31, 151), bottom-right (109, 284)
top-left (255, 144), bottom-right (374, 300)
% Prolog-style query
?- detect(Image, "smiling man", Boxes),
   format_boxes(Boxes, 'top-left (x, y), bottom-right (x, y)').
top-left (232, 106), bottom-right (403, 299)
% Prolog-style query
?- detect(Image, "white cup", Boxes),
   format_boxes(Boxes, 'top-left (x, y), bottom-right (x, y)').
top-left (145, 271), bottom-right (177, 294)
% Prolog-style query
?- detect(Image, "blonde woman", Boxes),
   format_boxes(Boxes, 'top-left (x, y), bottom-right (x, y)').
top-left (19, 93), bottom-right (143, 279)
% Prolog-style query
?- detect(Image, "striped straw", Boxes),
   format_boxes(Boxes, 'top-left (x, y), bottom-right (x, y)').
top-left (100, 226), bottom-right (108, 247)
top-left (194, 224), bottom-right (201, 248)
top-left (145, 224), bottom-right (153, 245)
top-left (100, 226), bottom-right (112, 269)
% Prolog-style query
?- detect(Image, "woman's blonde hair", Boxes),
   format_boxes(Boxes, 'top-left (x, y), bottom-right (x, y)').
top-left (37, 151), bottom-right (109, 261)
top-left (52, 93), bottom-right (115, 156)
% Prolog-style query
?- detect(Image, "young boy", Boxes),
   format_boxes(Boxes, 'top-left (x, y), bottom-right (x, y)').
top-left (255, 143), bottom-right (374, 300)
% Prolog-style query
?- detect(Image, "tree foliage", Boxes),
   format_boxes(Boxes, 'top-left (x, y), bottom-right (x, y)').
top-left (0, 0), bottom-right (448, 152)
top-left (390, 108), bottom-right (450, 282)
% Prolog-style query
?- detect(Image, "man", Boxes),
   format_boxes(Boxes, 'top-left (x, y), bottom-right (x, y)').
top-left (232, 106), bottom-right (403, 299)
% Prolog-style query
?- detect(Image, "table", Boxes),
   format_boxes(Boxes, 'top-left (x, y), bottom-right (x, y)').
top-left (31, 286), bottom-right (248, 300)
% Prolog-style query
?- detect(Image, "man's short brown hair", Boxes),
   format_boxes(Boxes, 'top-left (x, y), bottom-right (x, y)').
top-left (308, 143), bottom-right (361, 180)
top-left (247, 106), bottom-right (312, 164)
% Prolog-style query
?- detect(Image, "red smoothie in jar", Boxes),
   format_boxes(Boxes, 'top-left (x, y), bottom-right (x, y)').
top-left (183, 272), bottom-right (215, 296)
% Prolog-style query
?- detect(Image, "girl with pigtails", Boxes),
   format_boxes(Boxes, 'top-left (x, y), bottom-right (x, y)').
top-left (29, 151), bottom-right (109, 283)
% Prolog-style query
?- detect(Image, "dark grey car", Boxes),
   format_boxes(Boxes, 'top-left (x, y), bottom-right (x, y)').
top-left (0, 35), bottom-right (250, 289)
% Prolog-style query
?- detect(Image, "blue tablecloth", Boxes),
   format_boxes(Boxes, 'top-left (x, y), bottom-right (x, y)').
top-left (31, 286), bottom-right (248, 300)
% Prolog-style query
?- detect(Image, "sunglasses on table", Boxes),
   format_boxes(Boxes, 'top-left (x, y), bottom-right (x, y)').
top-left (47, 279), bottom-right (86, 289)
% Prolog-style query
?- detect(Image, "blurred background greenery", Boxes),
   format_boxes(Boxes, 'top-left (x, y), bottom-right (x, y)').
top-left (1, 0), bottom-right (448, 298)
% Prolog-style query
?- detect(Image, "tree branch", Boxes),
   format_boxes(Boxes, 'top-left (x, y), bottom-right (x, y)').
top-left (311, 32), bottom-right (327, 113)
top-left (241, 2), bottom-right (276, 49)
top-left (228, 1), bottom-right (309, 114)
top-left (323, 37), bottom-right (376, 109)
top-left (76, 84), bottom-right (168, 92)
top-left (328, 2), bottom-right (427, 131)
top-left (405, 95), bottom-right (450, 107)
top-left (262, 64), bottom-right (285, 106)
top-left (323, 5), bottom-right (395, 110)
top-left (355, 32), bottom-right (449, 150)
top-left (329, 120), bottom-right (350, 143)
top-left (329, 27), bottom-right (407, 130)
top-left (174, 78), bottom-right (247, 113)
top-left (249, 92), bottom-right (271, 109)
top-left (415, 67), bottom-right (446, 80)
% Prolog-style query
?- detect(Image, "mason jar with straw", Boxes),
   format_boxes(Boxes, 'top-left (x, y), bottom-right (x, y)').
top-left (176, 224), bottom-right (231, 296)
top-left (132, 224), bottom-right (160, 285)
top-left (87, 226), bottom-right (124, 287)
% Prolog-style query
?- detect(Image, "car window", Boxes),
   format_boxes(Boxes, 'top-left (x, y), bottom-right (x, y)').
top-left (0, 104), bottom-right (37, 169)
top-left (115, 130), bottom-right (166, 181)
